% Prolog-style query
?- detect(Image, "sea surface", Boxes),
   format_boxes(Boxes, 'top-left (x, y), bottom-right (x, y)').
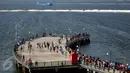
top-left (0, 0), bottom-right (130, 73)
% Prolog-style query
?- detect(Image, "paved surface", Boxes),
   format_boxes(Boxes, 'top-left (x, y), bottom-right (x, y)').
top-left (17, 37), bottom-right (70, 63)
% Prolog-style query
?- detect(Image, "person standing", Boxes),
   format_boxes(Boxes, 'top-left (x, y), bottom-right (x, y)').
top-left (64, 50), bottom-right (67, 57)
top-left (35, 61), bottom-right (38, 67)
top-left (42, 43), bottom-right (43, 48)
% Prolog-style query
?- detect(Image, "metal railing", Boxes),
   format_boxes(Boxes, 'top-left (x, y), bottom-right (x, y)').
top-left (67, 36), bottom-right (89, 44)
top-left (31, 61), bottom-right (72, 67)
top-left (14, 48), bottom-right (72, 67)
top-left (79, 59), bottom-right (124, 73)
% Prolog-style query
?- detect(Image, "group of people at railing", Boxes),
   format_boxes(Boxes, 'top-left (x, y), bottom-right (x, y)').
top-left (14, 38), bottom-right (26, 61)
top-left (69, 32), bottom-right (90, 41)
top-left (77, 52), bottom-right (130, 73)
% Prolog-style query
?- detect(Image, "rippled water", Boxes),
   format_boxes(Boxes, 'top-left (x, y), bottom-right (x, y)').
top-left (0, 0), bottom-right (130, 73)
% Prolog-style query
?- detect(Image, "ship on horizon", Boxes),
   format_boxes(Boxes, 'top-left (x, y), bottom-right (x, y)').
top-left (36, 2), bottom-right (53, 6)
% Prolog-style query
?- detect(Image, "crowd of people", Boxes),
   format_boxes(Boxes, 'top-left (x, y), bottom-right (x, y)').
top-left (40, 41), bottom-right (68, 56)
top-left (69, 32), bottom-right (90, 41)
top-left (67, 33), bottom-right (90, 49)
top-left (77, 52), bottom-right (130, 73)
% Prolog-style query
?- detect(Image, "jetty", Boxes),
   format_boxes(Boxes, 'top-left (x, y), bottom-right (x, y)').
top-left (13, 33), bottom-right (130, 73)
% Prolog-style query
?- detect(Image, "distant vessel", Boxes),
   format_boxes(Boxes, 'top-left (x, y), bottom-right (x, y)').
top-left (36, 2), bottom-right (53, 6)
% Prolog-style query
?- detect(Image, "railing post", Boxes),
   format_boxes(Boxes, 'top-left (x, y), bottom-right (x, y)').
top-left (44, 62), bottom-right (45, 67)
top-left (61, 61), bottom-right (63, 66)
top-left (58, 61), bottom-right (59, 66)
top-left (51, 61), bottom-right (52, 66)
top-left (65, 61), bottom-right (66, 65)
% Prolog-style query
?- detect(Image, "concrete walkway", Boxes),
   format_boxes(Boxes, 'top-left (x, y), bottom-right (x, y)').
top-left (17, 36), bottom-right (71, 67)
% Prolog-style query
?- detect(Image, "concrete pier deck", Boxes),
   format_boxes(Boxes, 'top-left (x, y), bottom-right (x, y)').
top-left (13, 34), bottom-right (128, 73)
top-left (16, 36), bottom-right (72, 68)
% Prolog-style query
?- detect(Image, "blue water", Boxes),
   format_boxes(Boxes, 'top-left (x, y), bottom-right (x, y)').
top-left (0, 0), bottom-right (130, 73)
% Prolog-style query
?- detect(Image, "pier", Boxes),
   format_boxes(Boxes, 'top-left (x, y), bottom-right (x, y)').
top-left (13, 35), bottom-right (78, 72)
top-left (13, 33), bottom-right (130, 73)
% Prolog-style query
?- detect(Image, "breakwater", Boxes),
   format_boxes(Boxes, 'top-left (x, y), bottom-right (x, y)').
top-left (0, 9), bottom-right (130, 13)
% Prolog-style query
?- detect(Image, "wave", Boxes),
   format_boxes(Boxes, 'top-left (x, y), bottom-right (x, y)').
top-left (0, 9), bottom-right (130, 13)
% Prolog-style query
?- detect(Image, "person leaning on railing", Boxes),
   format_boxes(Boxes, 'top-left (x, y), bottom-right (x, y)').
top-left (78, 55), bottom-right (82, 64)
top-left (75, 46), bottom-right (130, 73)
